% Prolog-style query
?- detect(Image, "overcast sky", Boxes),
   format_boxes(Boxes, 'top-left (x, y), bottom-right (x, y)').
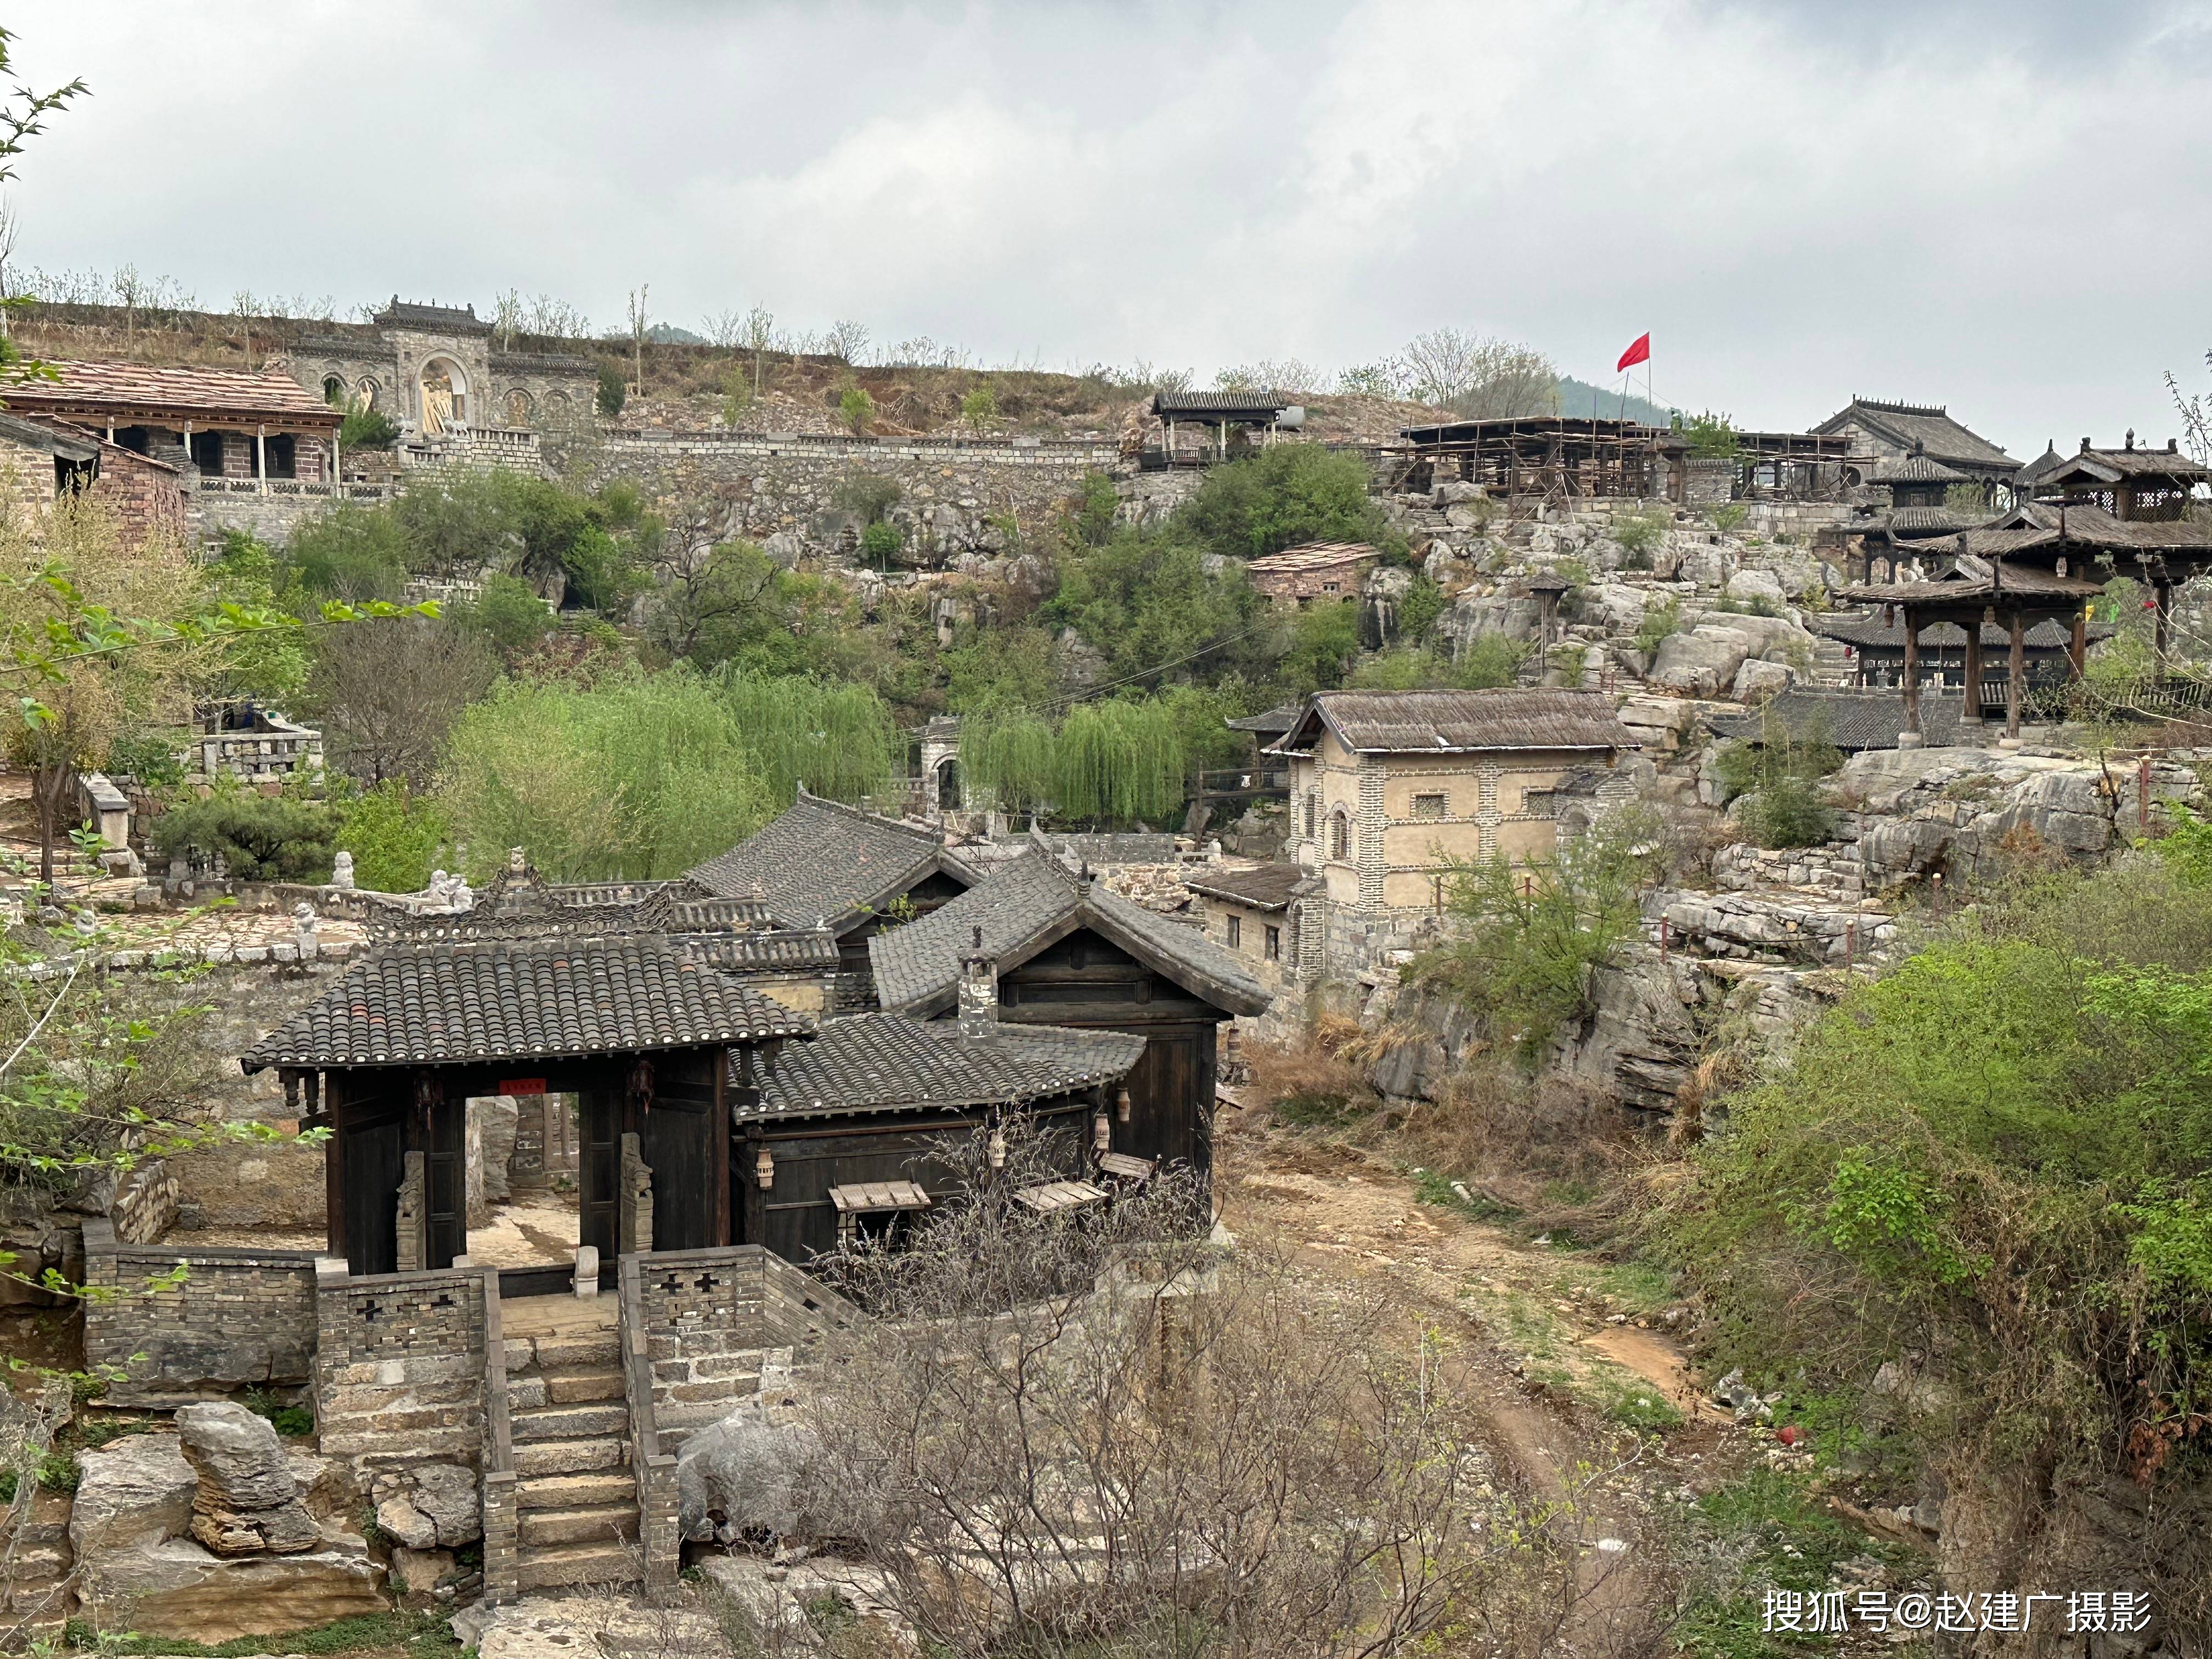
top-left (7, 2), bottom-right (2210, 454)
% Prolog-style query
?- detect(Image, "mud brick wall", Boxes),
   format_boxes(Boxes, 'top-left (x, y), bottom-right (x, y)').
top-left (313, 1263), bottom-right (488, 1474)
top-left (627, 1245), bottom-right (854, 1438)
top-left (81, 1220), bottom-right (318, 1404)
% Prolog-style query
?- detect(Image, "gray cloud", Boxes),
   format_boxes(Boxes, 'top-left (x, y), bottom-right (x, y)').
top-left (8, 0), bottom-right (2211, 453)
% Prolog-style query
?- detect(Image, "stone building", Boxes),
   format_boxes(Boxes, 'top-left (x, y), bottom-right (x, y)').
top-left (1245, 541), bottom-right (1380, 607)
top-left (1812, 397), bottom-right (2020, 498)
top-left (1268, 689), bottom-right (1639, 973)
top-left (1181, 862), bottom-right (1313, 1000)
top-left (280, 299), bottom-right (597, 437)
top-left (0, 410), bottom-right (191, 545)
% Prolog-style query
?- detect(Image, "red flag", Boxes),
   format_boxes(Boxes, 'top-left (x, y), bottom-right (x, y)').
top-left (1616, 332), bottom-right (1651, 373)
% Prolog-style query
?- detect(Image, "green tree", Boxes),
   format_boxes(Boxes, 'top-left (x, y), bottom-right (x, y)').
top-left (840, 383), bottom-right (876, 435)
top-left (150, 786), bottom-right (338, 881)
top-left (337, 407), bottom-right (399, 450)
top-left (859, 519), bottom-right (902, 568)
top-left (1276, 599), bottom-right (1362, 693)
top-left (961, 714), bottom-right (1059, 815)
top-left (285, 503), bottom-right (410, 602)
top-left (1681, 409), bottom-right (1740, 459)
top-left (596, 361), bottom-right (626, 416)
top-left (333, 780), bottom-right (448, 893)
top-left (1044, 533), bottom-right (1255, 685)
top-left (714, 669), bottom-right (898, 805)
top-left (1181, 445), bottom-right (1401, 560)
top-left (455, 572), bottom-right (554, 654)
top-left (1054, 699), bottom-right (1186, 825)
top-left (960, 382), bottom-right (998, 433)
top-left (1714, 712), bottom-right (1842, 848)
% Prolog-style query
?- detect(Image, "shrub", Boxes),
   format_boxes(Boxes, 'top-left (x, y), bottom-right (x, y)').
top-left (1682, 408), bottom-right (1740, 458)
top-left (859, 520), bottom-right (902, 567)
top-left (150, 789), bottom-right (338, 881)
top-left (1714, 713), bottom-right (1842, 848)
top-left (337, 407), bottom-right (399, 450)
top-left (104, 729), bottom-right (186, 787)
top-left (1633, 597), bottom-right (1683, 655)
top-left (839, 383), bottom-right (876, 436)
top-left (285, 504), bottom-right (410, 602)
top-left (595, 362), bottom-right (626, 416)
top-left (1613, 510), bottom-right (1668, 561)
top-left (1180, 443), bottom-right (1404, 560)
top-left (455, 573), bottom-right (554, 653)
top-left (1395, 575), bottom-right (1445, 642)
top-left (1712, 501), bottom-right (1748, 533)
top-left (960, 383), bottom-right (997, 432)
top-left (332, 781), bottom-right (448, 894)
top-left (720, 364), bottom-right (753, 427)
top-left (831, 469), bottom-right (901, 526)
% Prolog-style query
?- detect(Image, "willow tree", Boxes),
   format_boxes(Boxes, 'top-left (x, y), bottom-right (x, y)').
top-left (960, 714), bottom-right (1058, 815)
top-left (1055, 700), bottom-right (1186, 826)
top-left (716, 669), bottom-right (897, 805)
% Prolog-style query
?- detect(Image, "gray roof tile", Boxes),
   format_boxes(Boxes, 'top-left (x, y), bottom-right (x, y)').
top-left (747, 1012), bottom-right (1143, 1121)
top-left (688, 791), bottom-right (957, 929)
top-left (1270, 689), bottom-right (1638, 756)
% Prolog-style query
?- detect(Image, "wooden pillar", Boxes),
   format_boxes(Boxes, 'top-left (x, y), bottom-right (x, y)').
top-left (323, 1075), bottom-right (347, 1261)
top-left (1962, 616), bottom-right (1984, 726)
top-left (255, 424), bottom-right (267, 493)
top-left (2006, 610), bottom-right (2026, 741)
top-left (2070, 607), bottom-right (2087, 679)
top-left (1900, 611), bottom-right (1922, 742)
top-left (2155, 582), bottom-right (2172, 669)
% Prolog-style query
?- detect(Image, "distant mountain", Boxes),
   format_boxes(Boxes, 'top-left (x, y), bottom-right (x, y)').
top-left (1555, 376), bottom-right (1677, 425)
top-left (647, 323), bottom-right (708, 345)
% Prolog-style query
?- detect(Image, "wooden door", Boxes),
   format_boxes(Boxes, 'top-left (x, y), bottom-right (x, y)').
top-left (340, 1093), bottom-right (406, 1277)
top-left (1121, 1023), bottom-right (1217, 1180)
top-left (641, 1057), bottom-right (725, 1256)
top-left (422, 1095), bottom-right (465, 1271)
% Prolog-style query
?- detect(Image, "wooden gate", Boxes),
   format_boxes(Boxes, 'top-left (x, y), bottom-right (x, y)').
top-left (1121, 1023), bottom-right (1217, 1178)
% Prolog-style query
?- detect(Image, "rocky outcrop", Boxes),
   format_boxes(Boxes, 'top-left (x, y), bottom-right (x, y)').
top-left (72, 1424), bottom-right (380, 1642)
top-left (1551, 948), bottom-right (1703, 1113)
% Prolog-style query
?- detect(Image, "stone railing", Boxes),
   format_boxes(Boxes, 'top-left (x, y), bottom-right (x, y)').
top-left (617, 1254), bottom-right (681, 1596)
top-left (589, 427), bottom-right (1120, 467)
top-left (479, 1269), bottom-right (520, 1604)
top-left (193, 476), bottom-right (393, 503)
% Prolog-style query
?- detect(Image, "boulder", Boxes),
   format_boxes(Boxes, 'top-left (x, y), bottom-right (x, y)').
top-left (71, 1433), bottom-right (195, 1560)
top-left (1723, 568), bottom-right (1788, 611)
top-left (175, 1401), bottom-right (318, 1555)
top-left (1649, 625), bottom-right (1756, 696)
top-left (1731, 658), bottom-right (1793, 703)
top-left (473, 1096), bottom-right (519, 1212)
top-left (376, 1495), bottom-right (438, 1551)
top-left (389, 1544), bottom-right (456, 1595)
top-left (1553, 948), bottom-right (1703, 1112)
top-left (1432, 479), bottom-right (1487, 506)
top-left (677, 1414), bottom-right (837, 1547)
top-left (409, 1461), bottom-right (482, 1548)
top-left (1442, 592), bottom-right (1541, 653)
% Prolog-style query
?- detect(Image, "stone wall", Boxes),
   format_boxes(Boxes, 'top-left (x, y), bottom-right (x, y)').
top-left (311, 1262), bottom-right (488, 1477)
top-left (544, 428), bottom-right (1117, 565)
top-left (189, 478), bottom-right (396, 546)
top-left (111, 1160), bottom-right (180, 1245)
top-left (82, 1220), bottom-right (319, 1404)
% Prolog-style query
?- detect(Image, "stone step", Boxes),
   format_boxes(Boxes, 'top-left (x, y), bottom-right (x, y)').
top-left (533, 1333), bottom-right (621, 1370)
top-left (520, 1503), bottom-right (640, 1548)
top-left (515, 1470), bottom-right (637, 1510)
top-left (517, 1540), bottom-right (641, 1591)
top-left (545, 1367), bottom-right (627, 1404)
top-left (512, 1403), bottom-right (629, 1442)
top-left (511, 1436), bottom-right (629, 1477)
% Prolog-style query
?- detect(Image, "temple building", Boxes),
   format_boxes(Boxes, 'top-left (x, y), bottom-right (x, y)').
top-left (1812, 397), bottom-right (2020, 499)
top-left (281, 298), bottom-right (599, 436)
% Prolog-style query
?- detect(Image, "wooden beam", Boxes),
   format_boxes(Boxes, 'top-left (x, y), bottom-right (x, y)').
top-left (1901, 612), bottom-right (1922, 741)
top-left (1962, 616), bottom-right (1984, 726)
top-left (2006, 611), bottom-right (2026, 741)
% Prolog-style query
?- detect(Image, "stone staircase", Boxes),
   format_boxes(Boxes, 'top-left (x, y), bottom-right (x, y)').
top-left (503, 1304), bottom-right (640, 1591)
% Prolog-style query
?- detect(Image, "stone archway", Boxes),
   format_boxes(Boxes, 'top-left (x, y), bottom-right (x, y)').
top-left (420, 355), bottom-right (470, 435)
top-left (503, 386), bottom-right (534, 426)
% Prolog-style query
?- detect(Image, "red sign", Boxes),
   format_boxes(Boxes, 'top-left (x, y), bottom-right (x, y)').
top-left (498, 1078), bottom-right (549, 1096)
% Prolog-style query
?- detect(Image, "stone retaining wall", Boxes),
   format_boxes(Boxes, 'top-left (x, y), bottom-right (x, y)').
top-left (81, 1220), bottom-right (319, 1404)
top-left (312, 1262), bottom-right (487, 1476)
top-left (625, 1245), bottom-right (855, 1440)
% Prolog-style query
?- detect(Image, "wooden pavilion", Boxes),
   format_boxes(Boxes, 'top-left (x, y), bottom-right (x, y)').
top-left (240, 860), bottom-right (813, 1277)
top-left (1836, 557), bottom-right (2105, 744)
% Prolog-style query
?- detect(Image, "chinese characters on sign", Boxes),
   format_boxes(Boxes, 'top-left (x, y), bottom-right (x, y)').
top-left (1762, 1590), bottom-right (2151, 1635)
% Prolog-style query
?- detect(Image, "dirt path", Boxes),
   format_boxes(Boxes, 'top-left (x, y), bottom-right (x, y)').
top-left (1216, 1118), bottom-right (1719, 1653)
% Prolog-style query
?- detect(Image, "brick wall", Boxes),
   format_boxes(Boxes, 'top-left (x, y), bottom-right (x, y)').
top-left (0, 437), bottom-right (54, 528)
top-left (81, 1219), bottom-right (319, 1404)
top-left (312, 1262), bottom-right (488, 1475)
top-left (89, 441), bottom-right (188, 546)
top-left (623, 1245), bottom-right (855, 1441)
top-left (109, 1160), bottom-right (180, 1245)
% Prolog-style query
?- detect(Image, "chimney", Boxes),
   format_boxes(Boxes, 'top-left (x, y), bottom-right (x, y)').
top-left (958, 924), bottom-right (998, 1040)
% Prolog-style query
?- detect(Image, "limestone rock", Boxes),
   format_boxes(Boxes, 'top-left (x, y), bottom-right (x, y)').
top-left (678, 1414), bottom-right (837, 1546)
top-left (175, 1401), bottom-right (318, 1555)
top-left (1723, 568), bottom-right (1788, 611)
top-left (376, 1495), bottom-right (438, 1550)
top-left (409, 1461), bottom-right (482, 1548)
top-left (389, 1544), bottom-right (456, 1594)
top-left (1650, 625), bottom-right (1756, 696)
top-left (1731, 658), bottom-right (1792, 703)
top-left (78, 1534), bottom-right (384, 1643)
top-left (71, 1432), bottom-right (195, 1559)
top-left (1553, 947), bottom-right (1703, 1112)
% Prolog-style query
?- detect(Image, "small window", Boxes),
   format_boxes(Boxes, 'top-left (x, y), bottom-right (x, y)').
top-left (1226, 915), bottom-right (1242, 950)
top-left (1329, 812), bottom-right (1350, 861)
top-left (323, 376), bottom-right (347, 407)
top-left (1412, 793), bottom-right (1447, 820)
top-left (1264, 925), bottom-right (1280, 962)
top-left (1303, 791), bottom-right (1317, 840)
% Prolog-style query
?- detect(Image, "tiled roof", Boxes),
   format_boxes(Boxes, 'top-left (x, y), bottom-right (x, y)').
top-left (1708, 690), bottom-right (1965, 753)
top-left (1247, 542), bottom-right (1380, 574)
top-left (1153, 391), bottom-right (1291, 416)
top-left (1815, 398), bottom-right (2018, 471)
top-left (683, 931), bottom-right (840, 972)
top-left (374, 298), bottom-right (491, 335)
top-left (0, 412), bottom-right (98, 461)
top-left (870, 848), bottom-right (1270, 1019)
top-left (1884, 506), bottom-right (1983, 534)
top-left (1270, 689), bottom-right (1638, 757)
top-left (1814, 612), bottom-right (2111, 651)
top-left (239, 933), bottom-right (813, 1072)
top-left (2029, 445), bottom-right (2212, 486)
top-left (5, 361), bottom-right (339, 426)
top-left (689, 790), bottom-right (957, 930)
top-left (746, 1012), bottom-right (1143, 1121)
top-left (1842, 557), bottom-right (2106, 605)
top-left (1870, 452), bottom-right (1967, 484)
top-left (1224, 702), bottom-right (1301, 734)
top-left (1182, 862), bottom-right (1307, 911)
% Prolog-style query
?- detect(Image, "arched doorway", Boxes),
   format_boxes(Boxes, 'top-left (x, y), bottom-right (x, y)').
top-left (935, 755), bottom-right (961, 811)
top-left (420, 356), bottom-right (469, 435)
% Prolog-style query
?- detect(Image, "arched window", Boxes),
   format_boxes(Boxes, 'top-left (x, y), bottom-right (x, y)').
top-left (357, 377), bottom-right (381, 410)
top-left (1328, 810), bottom-right (1350, 862)
top-left (1302, 789), bottom-right (1317, 841)
top-left (504, 387), bottom-right (534, 425)
top-left (322, 375), bottom-right (346, 407)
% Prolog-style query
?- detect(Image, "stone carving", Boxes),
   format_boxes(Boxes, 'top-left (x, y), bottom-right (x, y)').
top-left (292, 901), bottom-right (319, 960)
top-left (395, 1151), bottom-right (427, 1275)
top-left (618, 1132), bottom-right (653, 1257)
top-left (330, 850), bottom-right (355, 890)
